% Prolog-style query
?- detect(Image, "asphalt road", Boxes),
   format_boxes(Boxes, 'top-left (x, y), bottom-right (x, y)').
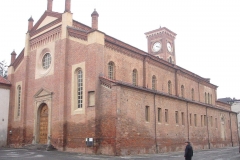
top-left (0, 146), bottom-right (239, 160)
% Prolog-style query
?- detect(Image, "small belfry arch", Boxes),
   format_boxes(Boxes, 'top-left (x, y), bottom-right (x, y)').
top-left (33, 88), bottom-right (53, 145)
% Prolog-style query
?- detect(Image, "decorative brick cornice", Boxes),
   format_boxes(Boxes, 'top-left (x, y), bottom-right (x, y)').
top-left (12, 49), bottom-right (24, 70)
top-left (30, 26), bottom-right (61, 51)
top-left (175, 66), bottom-right (218, 89)
top-left (99, 76), bottom-right (117, 89)
top-left (105, 35), bottom-right (146, 55)
top-left (145, 27), bottom-right (177, 38)
top-left (105, 35), bottom-right (146, 60)
top-left (67, 26), bottom-right (88, 41)
top-left (99, 76), bottom-right (235, 114)
top-left (72, 20), bottom-right (92, 32)
top-left (105, 42), bottom-right (144, 60)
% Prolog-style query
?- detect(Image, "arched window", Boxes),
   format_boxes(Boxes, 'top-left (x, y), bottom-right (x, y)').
top-left (17, 85), bottom-right (21, 116)
top-left (77, 69), bottom-right (83, 108)
top-left (208, 93), bottom-right (210, 104)
top-left (132, 69), bottom-right (138, 86)
top-left (168, 80), bottom-right (172, 94)
top-left (205, 92), bottom-right (207, 103)
top-left (152, 75), bottom-right (157, 90)
top-left (108, 62), bottom-right (115, 80)
top-left (191, 88), bottom-right (194, 101)
top-left (169, 57), bottom-right (172, 63)
top-left (210, 94), bottom-right (212, 104)
top-left (181, 85), bottom-right (185, 98)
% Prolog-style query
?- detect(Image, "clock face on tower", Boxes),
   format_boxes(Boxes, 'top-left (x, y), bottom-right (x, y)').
top-left (167, 42), bottom-right (172, 52)
top-left (152, 42), bottom-right (161, 52)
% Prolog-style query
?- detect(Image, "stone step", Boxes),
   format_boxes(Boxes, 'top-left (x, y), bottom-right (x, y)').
top-left (23, 144), bottom-right (56, 151)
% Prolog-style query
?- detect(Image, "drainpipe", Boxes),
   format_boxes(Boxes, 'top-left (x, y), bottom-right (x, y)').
top-left (143, 56), bottom-right (147, 88)
top-left (186, 102), bottom-right (189, 141)
top-left (153, 93), bottom-right (158, 153)
top-left (206, 107), bottom-right (210, 149)
top-left (229, 112), bottom-right (233, 147)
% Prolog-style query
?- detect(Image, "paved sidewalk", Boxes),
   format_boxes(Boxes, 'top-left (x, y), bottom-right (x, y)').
top-left (0, 146), bottom-right (239, 160)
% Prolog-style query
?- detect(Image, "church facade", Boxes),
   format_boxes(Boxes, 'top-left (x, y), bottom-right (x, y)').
top-left (7, 0), bottom-right (239, 155)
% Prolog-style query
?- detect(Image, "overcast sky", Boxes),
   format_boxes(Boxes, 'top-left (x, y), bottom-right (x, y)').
top-left (0, 0), bottom-right (239, 99)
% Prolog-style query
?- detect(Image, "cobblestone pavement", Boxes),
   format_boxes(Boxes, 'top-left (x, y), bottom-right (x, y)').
top-left (0, 146), bottom-right (239, 160)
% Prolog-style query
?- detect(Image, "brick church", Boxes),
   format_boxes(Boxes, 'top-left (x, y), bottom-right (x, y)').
top-left (7, 0), bottom-right (239, 155)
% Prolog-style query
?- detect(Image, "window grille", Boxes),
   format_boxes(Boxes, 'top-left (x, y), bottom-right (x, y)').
top-left (17, 86), bottom-right (21, 116)
top-left (108, 62), bottom-right (114, 80)
top-left (132, 69), bottom-right (137, 86)
top-left (42, 53), bottom-right (51, 69)
top-left (77, 69), bottom-right (83, 108)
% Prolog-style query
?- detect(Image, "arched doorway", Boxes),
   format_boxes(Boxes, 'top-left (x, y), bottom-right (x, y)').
top-left (39, 104), bottom-right (48, 144)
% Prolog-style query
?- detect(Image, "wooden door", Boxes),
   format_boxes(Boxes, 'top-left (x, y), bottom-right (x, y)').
top-left (39, 105), bottom-right (48, 144)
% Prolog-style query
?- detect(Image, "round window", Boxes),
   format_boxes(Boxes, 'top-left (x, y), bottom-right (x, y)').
top-left (42, 53), bottom-right (51, 69)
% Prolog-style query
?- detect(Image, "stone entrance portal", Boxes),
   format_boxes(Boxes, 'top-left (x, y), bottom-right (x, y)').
top-left (33, 88), bottom-right (53, 145)
top-left (39, 104), bottom-right (48, 144)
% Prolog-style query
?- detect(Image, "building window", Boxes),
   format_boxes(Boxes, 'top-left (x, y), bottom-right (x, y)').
top-left (210, 94), bottom-right (212, 104)
top-left (152, 75), bottom-right (157, 90)
top-left (189, 113), bottom-right (192, 126)
top-left (204, 115), bottom-right (207, 126)
top-left (175, 111), bottom-right (179, 124)
top-left (194, 114), bottom-right (197, 126)
top-left (71, 62), bottom-right (85, 115)
top-left (108, 61), bottom-right (115, 80)
top-left (181, 85), bottom-right (184, 98)
top-left (88, 91), bottom-right (95, 107)
top-left (77, 69), bottom-right (83, 108)
top-left (215, 118), bottom-right (218, 128)
top-left (201, 115), bottom-right (203, 127)
top-left (191, 88), bottom-right (194, 101)
top-left (165, 109), bottom-right (168, 123)
top-left (208, 93), bottom-right (210, 104)
top-left (168, 80), bottom-right (172, 94)
top-left (145, 106), bottom-right (150, 122)
top-left (210, 116), bottom-right (213, 127)
top-left (158, 108), bottom-right (162, 123)
top-left (182, 112), bottom-right (185, 125)
top-left (205, 92), bottom-right (207, 103)
top-left (17, 85), bottom-right (21, 117)
top-left (42, 53), bottom-right (51, 69)
top-left (132, 69), bottom-right (138, 86)
top-left (169, 57), bottom-right (172, 63)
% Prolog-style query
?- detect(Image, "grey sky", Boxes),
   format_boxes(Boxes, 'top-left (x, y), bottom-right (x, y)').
top-left (0, 0), bottom-right (239, 99)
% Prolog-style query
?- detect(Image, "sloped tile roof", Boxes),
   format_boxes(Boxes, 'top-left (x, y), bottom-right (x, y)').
top-left (0, 76), bottom-right (11, 85)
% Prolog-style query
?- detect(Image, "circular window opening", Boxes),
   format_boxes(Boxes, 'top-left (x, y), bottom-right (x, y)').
top-left (42, 53), bottom-right (51, 69)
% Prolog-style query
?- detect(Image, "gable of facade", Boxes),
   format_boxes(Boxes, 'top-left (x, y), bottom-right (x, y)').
top-left (6, 0), bottom-right (239, 155)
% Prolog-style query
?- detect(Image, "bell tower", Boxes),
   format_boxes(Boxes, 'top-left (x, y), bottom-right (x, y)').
top-left (145, 27), bottom-right (177, 64)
